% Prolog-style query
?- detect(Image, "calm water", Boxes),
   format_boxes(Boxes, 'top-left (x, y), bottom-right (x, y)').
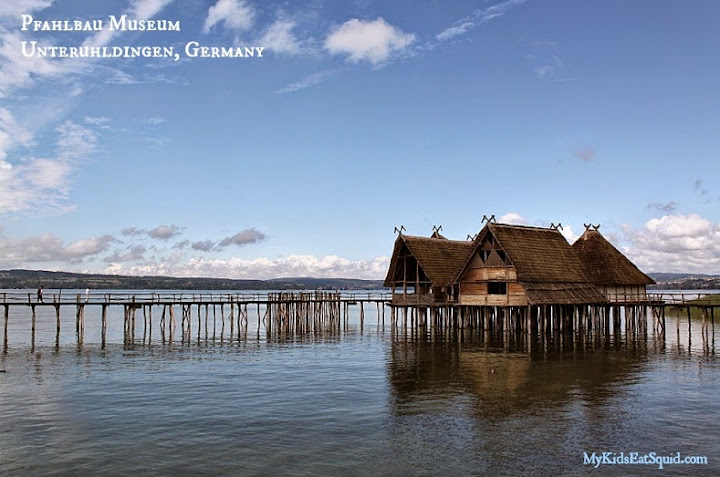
top-left (1, 290), bottom-right (719, 476)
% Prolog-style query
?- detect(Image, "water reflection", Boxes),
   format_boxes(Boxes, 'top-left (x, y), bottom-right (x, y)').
top-left (1, 309), bottom-right (719, 476)
top-left (387, 327), bottom-right (652, 417)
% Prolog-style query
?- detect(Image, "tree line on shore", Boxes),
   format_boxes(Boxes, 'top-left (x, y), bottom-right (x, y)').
top-left (0, 269), bottom-right (386, 291)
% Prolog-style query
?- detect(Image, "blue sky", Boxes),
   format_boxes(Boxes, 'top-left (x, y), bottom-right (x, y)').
top-left (1, 0), bottom-right (719, 279)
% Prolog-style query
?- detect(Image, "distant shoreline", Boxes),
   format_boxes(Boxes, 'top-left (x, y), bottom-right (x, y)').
top-left (0, 269), bottom-right (385, 291)
top-left (2, 269), bottom-right (718, 291)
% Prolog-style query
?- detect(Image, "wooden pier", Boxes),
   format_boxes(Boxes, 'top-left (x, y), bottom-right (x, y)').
top-left (1, 290), bottom-right (718, 350)
top-left (1, 291), bottom-right (390, 350)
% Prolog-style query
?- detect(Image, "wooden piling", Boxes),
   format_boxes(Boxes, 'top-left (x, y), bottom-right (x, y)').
top-left (101, 304), bottom-right (108, 348)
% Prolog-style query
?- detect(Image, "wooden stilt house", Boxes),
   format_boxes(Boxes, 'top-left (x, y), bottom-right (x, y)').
top-left (571, 227), bottom-right (655, 302)
top-left (453, 223), bottom-right (606, 306)
top-left (384, 232), bottom-right (474, 306)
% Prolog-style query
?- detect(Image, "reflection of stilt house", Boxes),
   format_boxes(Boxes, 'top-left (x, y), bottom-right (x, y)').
top-left (385, 221), bottom-right (652, 308)
top-left (572, 227), bottom-right (655, 303)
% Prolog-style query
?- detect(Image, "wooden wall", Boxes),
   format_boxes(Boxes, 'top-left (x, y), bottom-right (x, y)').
top-left (458, 264), bottom-right (528, 306)
top-left (602, 285), bottom-right (648, 303)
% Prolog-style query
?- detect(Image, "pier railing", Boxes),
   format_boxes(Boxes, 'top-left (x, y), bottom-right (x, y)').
top-left (647, 292), bottom-right (720, 305)
top-left (2, 290), bottom-right (717, 306)
top-left (0, 290), bottom-right (393, 306)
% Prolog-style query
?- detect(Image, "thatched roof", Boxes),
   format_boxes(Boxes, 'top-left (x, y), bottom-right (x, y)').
top-left (459, 223), bottom-right (592, 283)
top-left (454, 223), bottom-right (607, 304)
top-left (572, 229), bottom-right (655, 285)
top-left (384, 235), bottom-right (474, 287)
top-left (522, 283), bottom-right (607, 305)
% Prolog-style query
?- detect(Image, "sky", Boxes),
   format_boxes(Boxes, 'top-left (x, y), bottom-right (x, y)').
top-left (1, 0), bottom-right (719, 279)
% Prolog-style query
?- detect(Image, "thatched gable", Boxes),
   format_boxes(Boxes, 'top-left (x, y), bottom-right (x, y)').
top-left (572, 229), bottom-right (655, 286)
top-left (456, 224), bottom-right (590, 283)
top-left (384, 234), bottom-right (474, 288)
top-left (455, 223), bottom-right (606, 305)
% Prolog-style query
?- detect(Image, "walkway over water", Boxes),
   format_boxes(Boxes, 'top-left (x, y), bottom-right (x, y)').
top-left (1, 290), bottom-right (392, 306)
top-left (1, 290), bottom-right (718, 351)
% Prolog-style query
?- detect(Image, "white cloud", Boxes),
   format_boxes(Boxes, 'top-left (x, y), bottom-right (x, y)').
top-left (85, 116), bottom-right (112, 129)
top-left (0, 0), bottom-right (173, 97)
top-left (121, 224), bottom-right (184, 240)
top-left (259, 19), bottom-right (304, 54)
top-left (203, 0), bottom-right (254, 33)
top-left (106, 254), bottom-right (391, 280)
top-left (325, 18), bottom-right (415, 65)
top-left (0, 232), bottom-right (114, 266)
top-left (436, 21), bottom-right (474, 42)
top-left (25, 158), bottom-right (71, 190)
top-left (623, 214), bottom-right (720, 273)
top-left (435, 0), bottom-right (527, 43)
top-left (84, 0), bottom-right (174, 49)
top-left (498, 212), bottom-right (528, 225)
top-left (0, 108), bottom-right (33, 161)
top-left (479, 0), bottom-right (528, 22)
top-left (104, 245), bottom-right (147, 263)
top-left (143, 117), bottom-right (167, 125)
top-left (55, 120), bottom-right (98, 159)
top-left (147, 224), bottom-right (183, 240)
top-left (0, 120), bottom-right (98, 215)
top-left (191, 240), bottom-right (216, 252)
top-left (122, 227), bottom-right (142, 236)
top-left (559, 225), bottom-right (579, 244)
top-left (218, 228), bottom-right (267, 248)
top-left (535, 65), bottom-right (553, 78)
top-left (0, 30), bottom-right (68, 98)
top-left (275, 69), bottom-right (340, 94)
top-left (0, 0), bottom-right (52, 17)
top-left (647, 201), bottom-right (678, 214)
top-left (65, 235), bottom-right (115, 258)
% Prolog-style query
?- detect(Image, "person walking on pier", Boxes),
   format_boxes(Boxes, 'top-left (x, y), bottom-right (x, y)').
top-left (37, 286), bottom-right (44, 303)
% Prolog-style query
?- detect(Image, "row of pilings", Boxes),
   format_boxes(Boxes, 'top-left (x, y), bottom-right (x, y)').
top-left (391, 303), bottom-right (660, 336)
top-left (3, 295), bottom-right (717, 351)
top-left (117, 292), bottom-right (388, 345)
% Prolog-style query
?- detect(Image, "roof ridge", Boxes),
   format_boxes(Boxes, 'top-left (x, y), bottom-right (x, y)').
top-left (402, 234), bottom-right (469, 244)
top-left (490, 223), bottom-right (559, 232)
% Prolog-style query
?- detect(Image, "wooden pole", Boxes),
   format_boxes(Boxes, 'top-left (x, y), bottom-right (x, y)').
top-left (31, 304), bottom-right (36, 349)
top-left (55, 304), bottom-right (61, 348)
top-left (101, 304), bottom-right (108, 348)
top-left (169, 305), bottom-right (175, 343)
top-left (3, 304), bottom-right (8, 352)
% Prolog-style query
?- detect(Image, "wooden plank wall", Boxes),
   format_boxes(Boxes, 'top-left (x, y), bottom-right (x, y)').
top-left (459, 264), bottom-right (528, 306)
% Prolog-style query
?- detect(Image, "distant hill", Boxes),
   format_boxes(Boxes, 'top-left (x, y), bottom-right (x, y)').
top-left (0, 269), bottom-right (386, 291)
top-left (648, 272), bottom-right (720, 290)
top-left (4, 269), bottom-right (715, 291)
top-left (648, 272), bottom-right (712, 282)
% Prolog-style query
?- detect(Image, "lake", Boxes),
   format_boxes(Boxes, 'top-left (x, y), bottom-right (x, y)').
top-left (1, 290), bottom-right (718, 475)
